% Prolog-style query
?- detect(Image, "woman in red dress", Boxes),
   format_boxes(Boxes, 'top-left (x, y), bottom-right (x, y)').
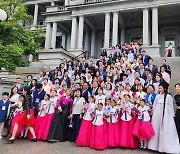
top-left (7, 87), bottom-right (36, 143)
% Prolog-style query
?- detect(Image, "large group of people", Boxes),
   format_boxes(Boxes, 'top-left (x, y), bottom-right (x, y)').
top-left (0, 43), bottom-right (180, 153)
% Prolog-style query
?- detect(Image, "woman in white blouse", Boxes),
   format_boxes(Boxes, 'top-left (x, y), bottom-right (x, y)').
top-left (6, 86), bottom-right (20, 135)
top-left (69, 89), bottom-right (85, 142)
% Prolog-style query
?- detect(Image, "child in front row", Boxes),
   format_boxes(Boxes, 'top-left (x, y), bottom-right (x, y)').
top-left (132, 99), bottom-right (155, 149)
top-left (0, 92), bottom-right (10, 139)
top-left (89, 103), bottom-right (107, 150)
top-left (76, 96), bottom-right (95, 147)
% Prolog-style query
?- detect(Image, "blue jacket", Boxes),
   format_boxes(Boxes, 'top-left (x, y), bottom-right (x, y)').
top-left (143, 55), bottom-right (151, 66)
top-left (0, 99), bottom-right (10, 122)
top-left (145, 92), bottom-right (157, 106)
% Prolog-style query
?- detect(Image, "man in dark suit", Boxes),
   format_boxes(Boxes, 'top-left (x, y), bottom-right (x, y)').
top-left (142, 50), bottom-right (151, 66)
top-left (89, 81), bottom-right (99, 97)
top-left (96, 55), bottom-right (106, 67)
top-left (82, 82), bottom-right (91, 103)
top-left (14, 77), bottom-right (24, 94)
top-left (146, 58), bottom-right (158, 79)
top-left (144, 73), bottom-right (155, 89)
top-left (137, 63), bottom-right (146, 80)
top-left (60, 71), bottom-right (70, 87)
top-left (76, 57), bottom-right (88, 72)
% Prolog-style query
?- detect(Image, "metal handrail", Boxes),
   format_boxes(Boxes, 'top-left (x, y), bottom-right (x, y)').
top-left (67, 50), bottom-right (88, 63)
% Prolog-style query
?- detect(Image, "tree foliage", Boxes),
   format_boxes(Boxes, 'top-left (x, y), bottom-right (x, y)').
top-left (0, 0), bottom-right (45, 70)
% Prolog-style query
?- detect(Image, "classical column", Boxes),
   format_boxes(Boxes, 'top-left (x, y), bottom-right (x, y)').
top-left (112, 11), bottom-right (119, 46)
top-left (143, 8), bottom-right (149, 46)
top-left (65, 0), bottom-right (69, 6)
top-left (85, 30), bottom-right (89, 51)
top-left (70, 16), bottom-right (77, 49)
top-left (45, 22), bottom-right (51, 49)
top-left (152, 7), bottom-right (159, 45)
top-left (120, 27), bottom-right (125, 44)
top-left (77, 16), bottom-right (84, 50)
top-left (66, 34), bottom-right (71, 50)
top-left (91, 30), bottom-right (96, 57)
top-left (104, 12), bottom-right (110, 48)
top-left (51, 22), bottom-right (57, 49)
top-left (33, 3), bottom-right (38, 26)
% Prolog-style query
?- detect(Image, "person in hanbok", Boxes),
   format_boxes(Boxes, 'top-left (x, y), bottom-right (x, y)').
top-left (76, 96), bottom-right (95, 146)
top-left (32, 94), bottom-right (50, 140)
top-left (41, 90), bottom-right (58, 140)
top-left (95, 87), bottom-right (106, 107)
top-left (69, 89), bottom-right (85, 142)
top-left (132, 99), bottom-right (155, 149)
top-left (106, 99), bottom-right (119, 147)
top-left (119, 94), bottom-right (138, 148)
top-left (89, 103), bottom-right (108, 150)
top-left (48, 89), bottom-right (73, 142)
top-left (148, 82), bottom-right (180, 153)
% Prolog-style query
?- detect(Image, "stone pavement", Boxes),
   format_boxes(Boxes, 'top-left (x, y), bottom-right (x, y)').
top-left (0, 139), bottom-right (157, 154)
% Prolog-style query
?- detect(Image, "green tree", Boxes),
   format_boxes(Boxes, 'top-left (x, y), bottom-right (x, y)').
top-left (0, 0), bottom-right (44, 70)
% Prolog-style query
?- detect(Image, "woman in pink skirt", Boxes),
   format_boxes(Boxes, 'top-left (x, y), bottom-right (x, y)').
top-left (132, 99), bottom-right (155, 149)
top-left (89, 103), bottom-right (107, 150)
top-left (119, 94), bottom-right (138, 148)
top-left (106, 99), bottom-right (119, 148)
top-left (76, 96), bottom-right (96, 147)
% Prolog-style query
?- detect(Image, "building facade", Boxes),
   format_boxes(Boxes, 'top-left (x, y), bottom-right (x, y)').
top-left (24, 0), bottom-right (180, 66)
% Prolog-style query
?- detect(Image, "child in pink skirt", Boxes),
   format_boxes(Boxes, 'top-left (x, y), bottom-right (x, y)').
top-left (119, 94), bottom-right (138, 148)
top-left (89, 103), bottom-right (107, 150)
top-left (132, 99), bottom-right (155, 149)
top-left (33, 94), bottom-right (50, 140)
top-left (76, 96), bottom-right (95, 147)
top-left (41, 90), bottom-right (58, 140)
top-left (106, 99), bottom-right (119, 148)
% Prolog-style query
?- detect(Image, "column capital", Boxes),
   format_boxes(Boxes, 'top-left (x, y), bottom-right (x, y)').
top-left (112, 11), bottom-right (119, 14)
top-left (151, 6), bottom-right (159, 10)
top-left (104, 12), bottom-right (111, 15)
top-left (142, 7), bottom-right (149, 12)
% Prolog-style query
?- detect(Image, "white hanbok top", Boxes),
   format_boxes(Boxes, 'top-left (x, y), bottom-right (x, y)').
top-left (137, 105), bottom-right (150, 121)
top-left (10, 94), bottom-right (20, 104)
top-left (83, 102), bottom-right (96, 121)
top-left (46, 97), bottom-right (58, 114)
top-left (38, 100), bottom-right (49, 117)
top-left (106, 106), bottom-right (119, 123)
top-left (95, 95), bottom-right (106, 107)
top-left (92, 109), bottom-right (104, 126)
top-left (120, 101), bottom-right (132, 121)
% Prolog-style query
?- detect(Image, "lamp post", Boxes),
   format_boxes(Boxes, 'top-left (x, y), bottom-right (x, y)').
top-left (0, 9), bottom-right (7, 21)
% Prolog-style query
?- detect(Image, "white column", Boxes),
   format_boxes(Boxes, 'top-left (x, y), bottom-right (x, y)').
top-left (51, 22), bottom-right (57, 49)
top-left (143, 8), bottom-right (149, 46)
top-left (33, 3), bottom-right (38, 26)
top-left (121, 27), bottom-right (125, 44)
top-left (91, 30), bottom-right (96, 57)
top-left (85, 30), bottom-right (89, 51)
top-left (77, 16), bottom-right (84, 50)
top-left (104, 12), bottom-right (110, 48)
top-left (70, 16), bottom-right (77, 49)
top-left (45, 22), bottom-right (51, 49)
top-left (152, 7), bottom-right (159, 45)
top-left (112, 11), bottom-right (119, 46)
top-left (65, 0), bottom-right (69, 6)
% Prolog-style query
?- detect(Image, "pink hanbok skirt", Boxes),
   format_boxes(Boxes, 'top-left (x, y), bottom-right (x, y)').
top-left (107, 122), bottom-right (119, 147)
top-left (119, 119), bottom-right (138, 148)
top-left (89, 123), bottom-right (107, 150)
top-left (76, 119), bottom-right (92, 147)
top-left (133, 120), bottom-right (155, 140)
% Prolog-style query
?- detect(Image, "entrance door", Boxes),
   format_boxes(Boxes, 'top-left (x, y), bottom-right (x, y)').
top-left (165, 37), bottom-right (175, 57)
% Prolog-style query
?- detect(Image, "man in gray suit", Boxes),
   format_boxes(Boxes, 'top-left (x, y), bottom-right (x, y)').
top-left (14, 77), bottom-right (24, 94)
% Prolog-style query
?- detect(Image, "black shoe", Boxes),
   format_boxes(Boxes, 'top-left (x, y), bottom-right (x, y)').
top-left (6, 139), bottom-right (15, 144)
top-left (32, 138), bottom-right (37, 142)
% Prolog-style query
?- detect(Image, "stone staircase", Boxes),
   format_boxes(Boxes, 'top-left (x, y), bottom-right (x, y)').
top-left (153, 57), bottom-right (180, 95)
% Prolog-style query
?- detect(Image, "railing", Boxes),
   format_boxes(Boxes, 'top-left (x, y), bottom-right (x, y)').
top-left (67, 50), bottom-right (89, 63)
top-left (85, 0), bottom-right (107, 4)
top-left (59, 6), bottom-right (68, 11)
